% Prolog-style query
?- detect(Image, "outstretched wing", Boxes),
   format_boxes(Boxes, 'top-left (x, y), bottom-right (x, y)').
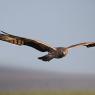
top-left (67, 42), bottom-right (95, 49)
top-left (0, 31), bottom-right (56, 52)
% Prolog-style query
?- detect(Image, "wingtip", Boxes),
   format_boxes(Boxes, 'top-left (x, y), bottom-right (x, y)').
top-left (0, 30), bottom-right (7, 35)
top-left (86, 45), bottom-right (95, 48)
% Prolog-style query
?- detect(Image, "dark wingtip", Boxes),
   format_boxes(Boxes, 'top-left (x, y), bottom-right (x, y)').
top-left (86, 44), bottom-right (95, 48)
top-left (0, 30), bottom-right (7, 35)
top-left (86, 46), bottom-right (91, 48)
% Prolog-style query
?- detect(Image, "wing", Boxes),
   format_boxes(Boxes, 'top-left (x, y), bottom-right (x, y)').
top-left (0, 31), bottom-right (56, 52)
top-left (67, 42), bottom-right (95, 49)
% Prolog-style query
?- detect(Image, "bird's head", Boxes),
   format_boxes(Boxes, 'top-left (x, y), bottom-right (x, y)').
top-left (62, 48), bottom-right (68, 56)
top-left (56, 47), bottom-right (68, 58)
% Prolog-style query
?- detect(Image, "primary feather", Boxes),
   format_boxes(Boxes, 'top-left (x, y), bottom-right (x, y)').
top-left (67, 42), bottom-right (95, 49)
top-left (0, 31), bottom-right (56, 52)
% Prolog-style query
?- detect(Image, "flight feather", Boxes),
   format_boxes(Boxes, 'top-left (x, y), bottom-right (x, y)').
top-left (0, 31), bottom-right (55, 52)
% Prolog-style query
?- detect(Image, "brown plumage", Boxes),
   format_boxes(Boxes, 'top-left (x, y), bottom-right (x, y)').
top-left (0, 30), bottom-right (95, 61)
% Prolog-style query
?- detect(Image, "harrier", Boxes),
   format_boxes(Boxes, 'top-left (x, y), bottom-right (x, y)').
top-left (0, 30), bottom-right (95, 61)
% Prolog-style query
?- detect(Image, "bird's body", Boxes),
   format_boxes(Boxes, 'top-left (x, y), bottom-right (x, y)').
top-left (38, 47), bottom-right (68, 61)
top-left (52, 47), bottom-right (68, 58)
top-left (0, 30), bottom-right (95, 62)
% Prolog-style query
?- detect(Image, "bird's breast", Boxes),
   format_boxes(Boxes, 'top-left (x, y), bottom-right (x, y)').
top-left (54, 48), bottom-right (66, 58)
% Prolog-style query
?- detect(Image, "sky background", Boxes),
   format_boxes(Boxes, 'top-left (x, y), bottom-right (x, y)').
top-left (0, 0), bottom-right (95, 73)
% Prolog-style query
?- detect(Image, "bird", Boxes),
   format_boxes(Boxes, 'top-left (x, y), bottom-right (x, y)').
top-left (0, 30), bottom-right (95, 62)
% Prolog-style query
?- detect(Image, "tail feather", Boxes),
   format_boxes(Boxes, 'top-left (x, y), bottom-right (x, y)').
top-left (38, 55), bottom-right (53, 61)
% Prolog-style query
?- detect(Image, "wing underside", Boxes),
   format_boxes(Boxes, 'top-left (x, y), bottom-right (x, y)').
top-left (67, 42), bottom-right (95, 49)
top-left (0, 31), bottom-right (55, 52)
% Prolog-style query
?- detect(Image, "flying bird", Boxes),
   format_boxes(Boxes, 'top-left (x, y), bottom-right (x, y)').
top-left (0, 30), bottom-right (95, 61)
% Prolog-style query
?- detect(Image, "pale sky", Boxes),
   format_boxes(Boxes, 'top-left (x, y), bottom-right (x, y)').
top-left (0, 0), bottom-right (95, 73)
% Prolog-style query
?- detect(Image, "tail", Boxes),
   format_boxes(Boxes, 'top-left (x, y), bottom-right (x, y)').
top-left (38, 54), bottom-right (53, 61)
